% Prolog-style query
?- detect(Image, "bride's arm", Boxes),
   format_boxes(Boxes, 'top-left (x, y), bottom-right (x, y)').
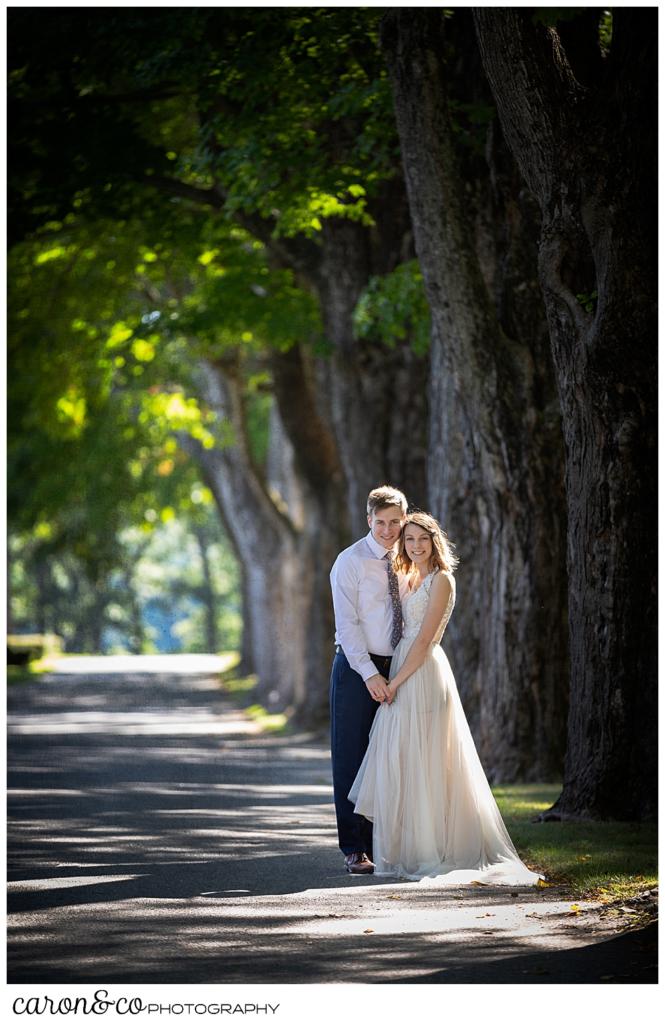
top-left (387, 573), bottom-right (452, 696)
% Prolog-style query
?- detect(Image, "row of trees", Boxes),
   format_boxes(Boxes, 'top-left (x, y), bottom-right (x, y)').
top-left (8, 8), bottom-right (656, 819)
top-left (10, 512), bottom-right (241, 656)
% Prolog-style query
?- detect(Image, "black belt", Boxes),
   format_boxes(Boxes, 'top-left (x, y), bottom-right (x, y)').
top-left (336, 646), bottom-right (392, 668)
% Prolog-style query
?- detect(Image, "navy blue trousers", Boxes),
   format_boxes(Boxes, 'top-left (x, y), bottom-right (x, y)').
top-left (329, 649), bottom-right (392, 856)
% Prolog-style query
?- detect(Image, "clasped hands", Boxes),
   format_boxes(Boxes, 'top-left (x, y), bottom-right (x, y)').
top-left (366, 674), bottom-right (398, 704)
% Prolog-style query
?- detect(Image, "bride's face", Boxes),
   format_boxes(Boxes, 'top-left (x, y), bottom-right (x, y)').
top-left (404, 526), bottom-right (433, 567)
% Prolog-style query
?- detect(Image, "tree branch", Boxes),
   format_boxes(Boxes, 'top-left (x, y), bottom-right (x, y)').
top-left (270, 343), bottom-right (345, 497)
top-left (472, 9), bottom-right (580, 202)
top-left (147, 173), bottom-right (322, 285)
top-left (192, 356), bottom-right (299, 541)
top-left (148, 174), bottom-right (225, 210)
top-left (81, 83), bottom-right (184, 104)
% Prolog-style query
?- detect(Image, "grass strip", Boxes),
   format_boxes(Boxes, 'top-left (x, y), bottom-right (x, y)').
top-left (494, 783), bottom-right (657, 902)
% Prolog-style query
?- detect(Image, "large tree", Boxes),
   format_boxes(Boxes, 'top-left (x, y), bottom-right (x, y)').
top-left (8, 6), bottom-right (430, 520)
top-left (7, 215), bottom-right (243, 657)
top-left (9, 8), bottom-right (430, 726)
top-left (472, 8), bottom-right (657, 818)
top-left (381, 9), bottom-right (568, 780)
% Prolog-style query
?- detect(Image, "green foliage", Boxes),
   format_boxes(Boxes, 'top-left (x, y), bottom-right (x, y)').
top-left (169, 228), bottom-right (322, 354)
top-left (8, 8), bottom-right (399, 243)
top-left (121, 517), bottom-right (241, 654)
top-left (9, 506), bottom-right (242, 655)
top-left (6, 8), bottom-right (425, 661)
top-left (353, 260), bottom-right (431, 355)
top-left (531, 9), bottom-right (586, 29)
top-left (8, 205), bottom-right (318, 507)
top-left (599, 10), bottom-right (613, 56)
top-left (244, 379), bottom-right (274, 470)
top-left (576, 289), bottom-right (598, 314)
top-left (193, 8), bottom-right (398, 233)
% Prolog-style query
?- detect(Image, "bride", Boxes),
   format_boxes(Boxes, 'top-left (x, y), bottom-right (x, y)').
top-left (349, 511), bottom-right (543, 886)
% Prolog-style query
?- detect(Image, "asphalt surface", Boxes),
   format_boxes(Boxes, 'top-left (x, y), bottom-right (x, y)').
top-left (6, 657), bottom-right (658, 985)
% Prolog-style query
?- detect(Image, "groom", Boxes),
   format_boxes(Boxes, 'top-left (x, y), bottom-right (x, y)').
top-left (329, 484), bottom-right (408, 874)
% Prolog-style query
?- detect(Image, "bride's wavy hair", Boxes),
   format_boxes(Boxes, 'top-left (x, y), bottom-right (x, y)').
top-left (395, 511), bottom-right (459, 576)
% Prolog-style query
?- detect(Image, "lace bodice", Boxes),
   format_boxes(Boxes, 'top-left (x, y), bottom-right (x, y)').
top-left (402, 569), bottom-right (456, 645)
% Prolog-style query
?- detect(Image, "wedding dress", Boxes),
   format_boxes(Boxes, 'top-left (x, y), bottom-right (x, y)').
top-left (349, 570), bottom-right (543, 886)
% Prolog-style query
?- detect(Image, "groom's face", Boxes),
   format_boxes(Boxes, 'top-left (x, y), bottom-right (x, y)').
top-left (368, 505), bottom-right (406, 549)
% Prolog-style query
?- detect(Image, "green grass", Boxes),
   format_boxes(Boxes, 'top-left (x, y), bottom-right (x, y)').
top-left (493, 784), bottom-right (658, 901)
top-left (6, 656), bottom-right (60, 685)
top-left (244, 703), bottom-right (289, 733)
top-left (218, 660), bottom-right (290, 734)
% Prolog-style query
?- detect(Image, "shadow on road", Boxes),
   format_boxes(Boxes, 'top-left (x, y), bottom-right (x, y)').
top-left (7, 665), bottom-right (657, 984)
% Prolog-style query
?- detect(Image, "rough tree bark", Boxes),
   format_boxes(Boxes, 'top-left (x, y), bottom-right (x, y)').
top-left (473, 8), bottom-right (657, 818)
top-left (168, 203), bottom-right (427, 728)
top-left (312, 195), bottom-right (430, 536)
top-left (381, 8), bottom-right (568, 781)
top-left (179, 355), bottom-right (306, 714)
top-left (180, 347), bottom-right (349, 726)
top-left (269, 342), bottom-right (349, 725)
top-left (159, 173), bottom-right (431, 533)
top-left (204, 190), bottom-right (429, 722)
top-left (168, 181), bottom-right (429, 720)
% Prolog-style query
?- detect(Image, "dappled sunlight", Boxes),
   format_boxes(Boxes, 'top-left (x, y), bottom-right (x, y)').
top-left (8, 874), bottom-right (148, 892)
top-left (9, 712), bottom-right (264, 736)
top-left (48, 654), bottom-right (237, 675)
top-left (6, 885), bottom-right (627, 984)
top-left (8, 665), bottom-right (653, 984)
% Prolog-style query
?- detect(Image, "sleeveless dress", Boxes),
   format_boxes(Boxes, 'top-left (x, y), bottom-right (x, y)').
top-left (348, 570), bottom-right (543, 885)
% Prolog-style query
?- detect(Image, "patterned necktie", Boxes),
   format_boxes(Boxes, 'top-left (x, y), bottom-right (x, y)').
top-left (384, 551), bottom-right (403, 648)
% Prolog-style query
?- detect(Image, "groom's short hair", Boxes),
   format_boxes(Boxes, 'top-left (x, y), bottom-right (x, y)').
top-left (367, 485), bottom-right (408, 517)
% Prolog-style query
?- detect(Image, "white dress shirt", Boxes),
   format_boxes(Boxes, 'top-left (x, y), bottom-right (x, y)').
top-left (330, 531), bottom-right (408, 682)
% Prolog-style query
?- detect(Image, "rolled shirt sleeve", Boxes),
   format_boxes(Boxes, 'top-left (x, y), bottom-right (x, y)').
top-left (330, 555), bottom-right (378, 682)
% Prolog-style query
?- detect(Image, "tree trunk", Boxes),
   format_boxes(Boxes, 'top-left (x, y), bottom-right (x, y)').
top-left (161, 177), bottom-right (429, 720)
top-left (239, 200), bottom-right (431, 722)
top-left (236, 570), bottom-right (254, 677)
top-left (127, 578), bottom-right (145, 654)
top-left (269, 343), bottom-right (348, 726)
top-left (181, 356), bottom-right (307, 714)
top-left (473, 8), bottom-right (657, 817)
top-left (86, 580), bottom-right (107, 653)
top-left (34, 559), bottom-right (49, 636)
top-left (193, 526), bottom-right (219, 653)
top-left (381, 8), bottom-right (568, 781)
top-left (314, 212), bottom-right (429, 537)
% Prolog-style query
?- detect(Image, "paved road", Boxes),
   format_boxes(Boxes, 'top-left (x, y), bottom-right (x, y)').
top-left (7, 659), bottom-right (657, 985)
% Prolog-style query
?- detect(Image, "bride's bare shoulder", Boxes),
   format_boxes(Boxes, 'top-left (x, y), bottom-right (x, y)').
top-left (430, 570), bottom-right (453, 597)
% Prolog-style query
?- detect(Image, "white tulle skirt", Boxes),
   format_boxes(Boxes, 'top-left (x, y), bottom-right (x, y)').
top-left (349, 642), bottom-right (543, 886)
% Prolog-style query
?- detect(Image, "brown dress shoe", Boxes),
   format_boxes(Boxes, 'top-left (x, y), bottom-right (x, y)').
top-left (344, 851), bottom-right (375, 874)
